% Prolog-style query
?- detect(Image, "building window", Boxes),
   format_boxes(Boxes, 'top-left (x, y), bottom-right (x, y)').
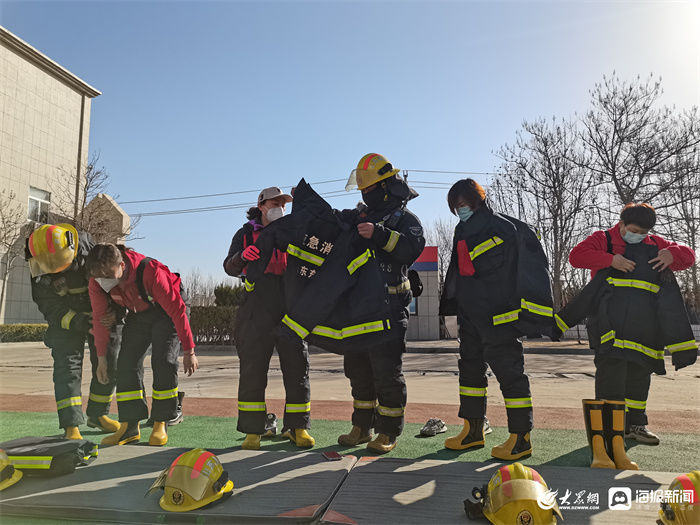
top-left (27, 187), bottom-right (51, 223)
top-left (408, 297), bottom-right (417, 316)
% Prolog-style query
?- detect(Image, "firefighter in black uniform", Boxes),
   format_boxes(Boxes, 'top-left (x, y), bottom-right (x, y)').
top-left (26, 223), bottom-right (119, 440)
top-left (337, 153), bottom-right (425, 453)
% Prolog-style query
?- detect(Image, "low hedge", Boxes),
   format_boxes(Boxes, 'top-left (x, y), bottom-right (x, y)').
top-left (0, 324), bottom-right (48, 342)
top-left (189, 306), bottom-right (237, 345)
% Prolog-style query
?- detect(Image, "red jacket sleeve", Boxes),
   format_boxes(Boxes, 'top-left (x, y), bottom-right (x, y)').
top-left (650, 236), bottom-right (697, 271)
top-left (569, 231), bottom-right (615, 271)
top-left (146, 262), bottom-right (195, 353)
top-left (88, 278), bottom-right (111, 357)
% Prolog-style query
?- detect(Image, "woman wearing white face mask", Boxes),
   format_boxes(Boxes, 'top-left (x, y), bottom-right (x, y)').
top-left (223, 187), bottom-right (315, 450)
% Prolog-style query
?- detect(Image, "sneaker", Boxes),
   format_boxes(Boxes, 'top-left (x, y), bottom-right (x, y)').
top-left (625, 425), bottom-right (660, 445)
top-left (484, 417), bottom-right (493, 435)
top-left (263, 413), bottom-right (277, 437)
top-left (420, 418), bottom-right (448, 437)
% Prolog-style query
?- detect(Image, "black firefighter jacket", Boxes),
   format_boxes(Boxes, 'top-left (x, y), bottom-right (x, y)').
top-left (30, 231), bottom-right (96, 346)
top-left (244, 179), bottom-right (397, 354)
top-left (439, 207), bottom-right (555, 342)
top-left (554, 241), bottom-right (698, 374)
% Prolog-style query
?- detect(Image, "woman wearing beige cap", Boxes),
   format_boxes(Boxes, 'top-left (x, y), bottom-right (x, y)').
top-left (223, 187), bottom-right (315, 449)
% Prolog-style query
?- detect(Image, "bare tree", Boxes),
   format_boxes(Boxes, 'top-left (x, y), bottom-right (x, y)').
top-left (424, 216), bottom-right (457, 286)
top-left (0, 190), bottom-right (28, 320)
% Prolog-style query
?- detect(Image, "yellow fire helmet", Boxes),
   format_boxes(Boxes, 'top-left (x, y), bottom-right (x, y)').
top-left (0, 449), bottom-right (22, 491)
top-left (145, 448), bottom-right (233, 512)
top-left (27, 223), bottom-right (79, 277)
top-left (465, 463), bottom-right (563, 525)
top-left (658, 470), bottom-right (700, 525)
top-left (346, 153), bottom-right (401, 191)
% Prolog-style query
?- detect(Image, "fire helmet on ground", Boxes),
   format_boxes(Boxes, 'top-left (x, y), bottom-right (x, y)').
top-left (658, 470), bottom-right (700, 525)
top-left (0, 449), bottom-right (22, 491)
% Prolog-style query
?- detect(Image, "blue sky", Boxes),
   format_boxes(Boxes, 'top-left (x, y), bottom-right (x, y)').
top-left (2, 0), bottom-right (698, 279)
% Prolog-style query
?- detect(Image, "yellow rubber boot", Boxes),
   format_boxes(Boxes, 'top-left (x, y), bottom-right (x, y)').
top-left (101, 421), bottom-right (140, 446)
top-left (491, 432), bottom-right (532, 460)
top-left (604, 400), bottom-right (638, 470)
top-left (97, 415), bottom-right (120, 433)
top-left (282, 429), bottom-right (315, 448)
top-left (367, 434), bottom-right (397, 454)
top-left (338, 426), bottom-right (372, 446)
top-left (64, 426), bottom-right (82, 440)
top-left (582, 400), bottom-right (615, 469)
top-left (149, 421), bottom-right (168, 446)
top-left (241, 434), bottom-right (261, 450)
top-left (444, 419), bottom-right (485, 451)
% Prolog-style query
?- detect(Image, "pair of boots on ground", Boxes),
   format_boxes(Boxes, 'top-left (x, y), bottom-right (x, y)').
top-left (583, 398), bottom-right (638, 470)
top-left (337, 426), bottom-right (400, 454)
top-left (242, 413), bottom-right (316, 450)
top-left (444, 418), bottom-right (532, 460)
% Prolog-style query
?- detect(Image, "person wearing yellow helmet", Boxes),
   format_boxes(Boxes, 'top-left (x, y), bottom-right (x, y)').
top-left (26, 224), bottom-right (120, 440)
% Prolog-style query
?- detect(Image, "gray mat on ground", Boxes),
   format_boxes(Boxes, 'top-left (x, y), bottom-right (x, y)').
top-left (0, 446), bottom-right (356, 524)
top-left (319, 457), bottom-right (676, 525)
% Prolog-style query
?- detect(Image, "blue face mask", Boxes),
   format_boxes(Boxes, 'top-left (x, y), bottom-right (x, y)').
top-left (622, 230), bottom-right (646, 244)
top-left (457, 206), bottom-right (474, 222)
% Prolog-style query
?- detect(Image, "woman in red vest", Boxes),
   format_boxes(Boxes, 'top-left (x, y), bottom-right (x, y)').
top-left (224, 187), bottom-right (314, 450)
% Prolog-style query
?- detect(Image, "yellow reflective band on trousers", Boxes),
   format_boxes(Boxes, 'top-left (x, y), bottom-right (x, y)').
top-left (8, 456), bottom-right (52, 469)
top-left (613, 339), bottom-right (664, 360)
top-left (377, 405), bottom-right (404, 417)
top-left (89, 392), bottom-right (114, 403)
top-left (383, 230), bottom-right (400, 253)
top-left (460, 386), bottom-right (487, 397)
top-left (285, 402), bottom-right (311, 413)
top-left (387, 280), bottom-right (411, 294)
top-left (504, 397), bottom-right (533, 409)
top-left (56, 396), bottom-right (82, 411)
top-left (347, 249), bottom-right (373, 275)
top-left (600, 330), bottom-right (615, 344)
top-left (282, 315), bottom-right (310, 339)
top-left (353, 399), bottom-right (377, 409)
top-left (152, 387), bottom-right (178, 400)
top-left (311, 320), bottom-right (387, 340)
top-left (470, 236), bottom-right (503, 260)
top-left (554, 314), bottom-right (569, 332)
top-left (493, 309), bottom-right (521, 325)
top-left (244, 279), bottom-right (255, 292)
top-left (287, 244), bottom-right (325, 266)
top-left (606, 277), bottom-right (660, 293)
top-left (520, 299), bottom-right (553, 317)
top-left (238, 401), bottom-right (266, 412)
top-left (666, 340), bottom-right (698, 353)
top-left (625, 398), bottom-right (647, 410)
top-left (60, 309), bottom-right (77, 330)
top-left (116, 390), bottom-right (145, 402)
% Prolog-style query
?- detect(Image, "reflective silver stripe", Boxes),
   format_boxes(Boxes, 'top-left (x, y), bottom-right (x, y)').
top-left (60, 309), bottom-right (77, 330)
top-left (116, 390), bottom-right (144, 402)
top-left (89, 392), bottom-right (113, 403)
top-left (152, 387), bottom-right (178, 400)
top-left (282, 315), bottom-right (309, 339)
top-left (470, 236), bottom-right (503, 260)
top-left (460, 386), bottom-right (487, 397)
top-left (554, 314), bottom-right (569, 332)
top-left (613, 339), bottom-right (664, 360)
top-left (347, 249), bottom-right (373, 275)
top-left (285, 402), bottom-right (311, 413)
top-left (8, 456), bottom-right (52, 469)
top-left (600, 330), bottom-right (615, 344)
top-left (383, 230), bottom-right (400, 253)
top-left (520, 299), bottom-right (553, 317)
top-left (606, 277), bottom-right (660, 293)
top-left (387, 280), bottom-right (411, 294)
top-left (625, 398), bottom-right (647, 410)
top-left (493, 309), bottom-right (520, 325)
top-left (666, 340), bottom-right (697, 353)
top-left (287, 244), bottom-right (325, 266)
top-left (244, 279), bottom-right (255, 292)
top-left (238, 401), bottom-right (266, 412)
top-left (68, 287), bottom-right (88, 294)
top-left (56, 396), bottom-right (82, 411)
top-left (377, 405), bottom-right (404, 417)
top-left (504, 397), bottom-right (533, 408)
top-left (311, 320), bottom-right (386, 340)
top-left (353, 399), bottom-right (377, 409)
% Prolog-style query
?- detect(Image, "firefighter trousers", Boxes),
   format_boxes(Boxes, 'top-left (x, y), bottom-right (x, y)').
top-left (47, 328), bottom-right (118, 429)
top-left (456, 318), bottom-right (533, 433)
top-left (594, 354), bottom-right (651, 427)
top-left (236, 322), bottom-right (311, 434)
top-left (344, 328), bottom-right (407, 439)
top-left (116, 306), bottom-right (180, 423)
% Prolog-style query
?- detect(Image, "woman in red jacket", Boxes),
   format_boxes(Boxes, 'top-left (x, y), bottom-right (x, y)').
top-left (87, 244), bottom-right (198, 446)
top-left (569, 202), bottom-right (695, 445)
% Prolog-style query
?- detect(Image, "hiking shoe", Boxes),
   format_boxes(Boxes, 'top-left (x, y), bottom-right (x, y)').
top-left (625, 425), bottom-right (660, 445)
top-left (420, 418), bottom-right (447, 437)
top-left (263, 413), bottom-right (277, 437)
top-left (484, 417), bottom-right (493, 435)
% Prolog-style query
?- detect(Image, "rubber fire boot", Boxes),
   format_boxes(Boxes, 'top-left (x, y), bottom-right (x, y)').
top-left (367, 434), bottom-right (397, 454)
top-left (603, 400), bottom-right (639, 470)
top-left (491, 432), bottom-right (532, 460)
top-left (582, 399), bottom-right (615, 469)
top-left (241, 434), bottom-right (261, 450)
top-left (445, 418), bottom-right (485, 450)
top-left (149, 421), bottom-right (168, 446)
top-left (64, 426), bottom-right (83, 440)
top-left (338, 426), bottom-right (372, 446)
top-left (87, 415), bottom-right (120, 433)
top-left (282, 429), bottom-right (315, 448)
top-left (101, 421), bottom-right (140, 446)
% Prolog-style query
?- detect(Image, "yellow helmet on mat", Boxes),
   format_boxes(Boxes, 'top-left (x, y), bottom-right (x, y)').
top-left (346, 153), bottom-right (400, 191)
top-left (658, 470), bottom-right (700, 525)
top-left (465, 463), bottom-right (563, 525)
top-left (145, 448), bottom-right (234, 512)
top-left (0, 449), bottom-right (22, 491)
top-left (27, 223), bottom-right (79, 277)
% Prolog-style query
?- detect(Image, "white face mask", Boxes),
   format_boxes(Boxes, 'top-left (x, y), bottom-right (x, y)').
top-left (266, 207), bottom-right (284, 223)
top-left (95, 277), bottom-right (120, 292)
